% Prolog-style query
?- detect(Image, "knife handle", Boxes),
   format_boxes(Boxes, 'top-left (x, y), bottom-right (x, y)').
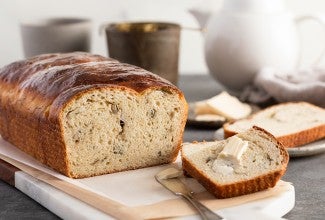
top-left (180, 192), bottom-right (223, 220)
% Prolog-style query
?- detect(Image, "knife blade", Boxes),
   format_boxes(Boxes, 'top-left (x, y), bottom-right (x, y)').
top-left (155, 167), bottom-right (223, 220)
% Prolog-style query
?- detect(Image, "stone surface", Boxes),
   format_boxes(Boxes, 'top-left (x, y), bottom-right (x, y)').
top-left (0, 180), bottom-right (59, 219)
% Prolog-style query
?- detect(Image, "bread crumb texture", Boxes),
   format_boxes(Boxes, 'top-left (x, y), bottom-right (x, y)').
top-left (182, 127), bottom-right (288, 198)
top-left (226, 102), bottom-right (325, 136)
top-left (62, 88), bottom-right (185, 177)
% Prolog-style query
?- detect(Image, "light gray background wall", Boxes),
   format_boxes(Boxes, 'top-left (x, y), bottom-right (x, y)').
top-left (1, 0), bottom-right (325, 74)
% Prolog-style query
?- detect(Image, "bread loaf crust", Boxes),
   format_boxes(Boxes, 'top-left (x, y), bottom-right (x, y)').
top-left (0, 52), bottom-right (187, 177)
top-left (224, 123), bottom-right (325, 148)
top-left (182, 126), bottom-right (289, 199)
top-left (182, 159), bottom-right (286, 198)
top-left (224, 102), bottom-right (325, 148)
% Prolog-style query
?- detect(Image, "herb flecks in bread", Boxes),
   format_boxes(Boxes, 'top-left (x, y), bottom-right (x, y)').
top-left (181, 126), bottom-right (288, 198)
top-left (62, 88), bottom-right (186, 177)
top-left (0, 52), bottom-right (188, 178)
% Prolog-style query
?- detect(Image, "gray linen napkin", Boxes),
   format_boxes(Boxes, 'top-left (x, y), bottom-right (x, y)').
top-left (241, 67), bottom-right (325, 107)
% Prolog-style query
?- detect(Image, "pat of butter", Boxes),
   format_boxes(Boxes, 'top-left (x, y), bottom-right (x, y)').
top-left (211, 136), bottom-right (248, 174)
top-left (207, 91), bottom-right (251, 120)
top-left (194, 101), bottom-right (215, 115)
top-left (195, 114), bottom-right (226, 122)
top-left (194, 92), bottom-right (251, 120)
top-left (156, 168), bottom-right (182, 180)
top-left (219, 136), bottom-right (248, 166)
top-left (212, 160), bottom-right (234, 174)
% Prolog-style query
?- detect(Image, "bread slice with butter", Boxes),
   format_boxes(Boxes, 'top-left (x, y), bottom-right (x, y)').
top-left (194, 91), bottom-right (252, 120)
top-left (181, 126), bottom-right (289, 198)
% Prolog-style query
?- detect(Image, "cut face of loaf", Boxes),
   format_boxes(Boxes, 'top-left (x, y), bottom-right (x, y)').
top-left (181, 126), bottom-right (289, 199)
top-left (224, 102), bottom-right (325, 148)
top-left (63, 88), bottom-right (185, 177)
top-left (0, 52), bottom-right (188, 178)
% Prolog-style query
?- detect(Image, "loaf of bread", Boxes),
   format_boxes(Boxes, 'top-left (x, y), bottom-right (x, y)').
top-left (0, 52), bottom-right (188, 178)
top-left (182, 126), bottom-right (289, 199)
top-left (223, 102), bottom-right (325, 148)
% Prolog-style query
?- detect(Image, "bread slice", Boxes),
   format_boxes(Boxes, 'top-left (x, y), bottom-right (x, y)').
top-left (181, 126), bottom-right (289, 199)
top-left (224, 102), bottom-right (325, 148)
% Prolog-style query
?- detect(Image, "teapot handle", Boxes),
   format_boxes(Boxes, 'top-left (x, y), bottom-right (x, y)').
top-left (295, 14), bottom-right (325, 66)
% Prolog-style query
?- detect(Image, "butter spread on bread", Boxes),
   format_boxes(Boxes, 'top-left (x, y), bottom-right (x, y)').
top-left (182, 126), bottom-right (288, 198)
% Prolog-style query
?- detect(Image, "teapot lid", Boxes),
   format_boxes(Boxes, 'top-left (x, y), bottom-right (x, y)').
top-left (223, 0), bottom-right (286, 13)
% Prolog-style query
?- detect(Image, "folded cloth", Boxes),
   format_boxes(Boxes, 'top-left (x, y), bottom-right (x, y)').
top-left (241, 67), bottom-right (325, 107)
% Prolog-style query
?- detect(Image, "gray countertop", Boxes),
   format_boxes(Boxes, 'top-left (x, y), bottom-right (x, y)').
top-left (0, 74), bottom-right (324, 219)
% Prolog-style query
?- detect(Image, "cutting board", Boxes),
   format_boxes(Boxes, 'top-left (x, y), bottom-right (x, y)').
top-left (0, 137), bottom-right (295, 219)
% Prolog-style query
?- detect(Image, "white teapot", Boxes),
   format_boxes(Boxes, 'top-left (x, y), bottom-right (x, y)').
top-left (190, 0), bottom-right (325, 91)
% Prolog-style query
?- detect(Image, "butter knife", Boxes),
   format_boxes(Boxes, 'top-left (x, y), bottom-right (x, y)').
top-left (155, 167), bottom-right (223, 220)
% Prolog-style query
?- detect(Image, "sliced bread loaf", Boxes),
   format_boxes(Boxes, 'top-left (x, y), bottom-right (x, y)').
top-left (224, 102), bottom-right (325, 148)
top-left (0, 52), bottom-right (188, 178)
top-left (181, 126), bottom-right (289, 198)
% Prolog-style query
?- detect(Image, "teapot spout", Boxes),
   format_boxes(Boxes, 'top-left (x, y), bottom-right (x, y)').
top-left (188, 8), bottom-right (212, 30)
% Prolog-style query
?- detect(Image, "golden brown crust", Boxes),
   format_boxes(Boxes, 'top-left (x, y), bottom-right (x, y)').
top-left (276, 124), bottom-right (325, 148)
top-left (223, 102), bottom-right (325, 148)
top-left (251, 126), bottom-right (289, 166)
top-left (0, 52), bottom-right (187, 178)
top-left (223, 125), bottom-right (237, 139)
top-left (182, 126), bottom-right (289, 199)
top-left (182, 158), bottom-right (286, 199)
